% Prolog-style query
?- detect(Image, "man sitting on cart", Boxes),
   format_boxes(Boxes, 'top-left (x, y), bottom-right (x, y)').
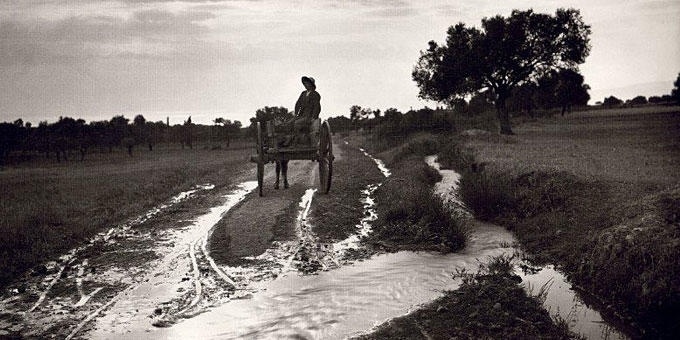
top-left (276, 76), bottom-right (321, 146)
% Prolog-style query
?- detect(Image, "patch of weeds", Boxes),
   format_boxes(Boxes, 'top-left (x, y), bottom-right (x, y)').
top-left (459, 170), bottom-right (516, 222)
top-left (369, 153), bottom-right (467, 252)
top-left (373, 160), bottom-right (465, 251)
top-left (436, 139), bottom-right (476, 171)
top-left (391, 136), bottom-right (443, 163)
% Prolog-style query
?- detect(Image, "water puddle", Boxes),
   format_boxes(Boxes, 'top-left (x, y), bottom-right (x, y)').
top-left (138, 225), bottom-right (516, 339)
top-left (519, 265), bottom-right (627, 340)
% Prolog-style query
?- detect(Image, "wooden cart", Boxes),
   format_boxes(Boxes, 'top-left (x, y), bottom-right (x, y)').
top-left (250, 118), bottom-right (334, 197)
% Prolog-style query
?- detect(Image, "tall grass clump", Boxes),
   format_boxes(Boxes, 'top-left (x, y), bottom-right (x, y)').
top-left (458, 171), bottom-right (516, 222)
top-left (367, 136), bottom-right (468, 252)
top-left (373, 160), bottom-right (466, 252)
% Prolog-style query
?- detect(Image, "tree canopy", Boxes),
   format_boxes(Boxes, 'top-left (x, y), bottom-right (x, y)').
top-left (672, 72), bottom-right (680, 103)
top-left (413, 8), bottom-right (591, 134)
top-left (603, 96), bottom-right (623, 108)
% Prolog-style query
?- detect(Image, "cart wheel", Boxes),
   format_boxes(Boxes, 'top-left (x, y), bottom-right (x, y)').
top-left (257, 122), bottom-right (265, 197)
top-left (318, 121), bottom-right (333, 194)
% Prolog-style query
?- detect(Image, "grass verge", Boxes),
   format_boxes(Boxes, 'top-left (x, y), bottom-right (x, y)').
top-left (358, 255), bottom-right (579, 340)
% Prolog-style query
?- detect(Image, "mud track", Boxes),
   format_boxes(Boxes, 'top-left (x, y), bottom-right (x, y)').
top-left (0, 140), bottom-right (385, 339)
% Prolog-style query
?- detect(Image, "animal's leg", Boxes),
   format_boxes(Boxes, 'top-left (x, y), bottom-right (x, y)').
top-left (274, 161), bottom-right (280, 189)
top-left (282, 161), bottom-right (289, 189)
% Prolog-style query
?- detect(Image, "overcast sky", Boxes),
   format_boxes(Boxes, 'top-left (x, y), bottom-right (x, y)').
top-left (1, 0), bottom-right (679, 125)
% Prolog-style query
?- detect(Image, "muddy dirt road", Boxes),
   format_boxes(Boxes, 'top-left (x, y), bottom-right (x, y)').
top-left (0, 140), bottom-right (372, 339)
top-left (0, 140), bottom-right (626, 339)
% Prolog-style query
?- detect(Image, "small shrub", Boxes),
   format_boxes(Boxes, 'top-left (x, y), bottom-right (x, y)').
top-left (437, 140), bottom-right (475, 171)
top-left (391, 136), bottom-right (443, 164)
top-left (459, 170), bottom-right (516, 222)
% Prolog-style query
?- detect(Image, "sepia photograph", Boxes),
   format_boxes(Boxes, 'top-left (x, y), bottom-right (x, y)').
top-left (1, 0), bottom-right (679, 339)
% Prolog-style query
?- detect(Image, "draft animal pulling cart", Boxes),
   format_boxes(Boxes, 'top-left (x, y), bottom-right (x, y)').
top-left (250, 118), bottom-right (334, 196)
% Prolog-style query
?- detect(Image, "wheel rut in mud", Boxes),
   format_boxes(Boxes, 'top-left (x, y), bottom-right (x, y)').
top-left (1, 141), bottom-right (380, 339)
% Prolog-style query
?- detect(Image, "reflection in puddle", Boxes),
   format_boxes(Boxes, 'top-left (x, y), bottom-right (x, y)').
top-left (519, 265), bottom-right (627, 340)
top-left (146, 225), bottom-right (515, 339)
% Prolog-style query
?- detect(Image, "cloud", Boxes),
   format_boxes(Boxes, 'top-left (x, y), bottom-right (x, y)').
top-left (0, 8), bottom-right (218, 66)
top-left (368, 7), bottom-right (418, 18)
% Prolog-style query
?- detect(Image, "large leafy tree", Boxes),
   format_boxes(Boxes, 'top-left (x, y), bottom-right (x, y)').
top-left (554, 69), bottom-right (590, 115)
top-left (413, 8), bottom-right (591, 134)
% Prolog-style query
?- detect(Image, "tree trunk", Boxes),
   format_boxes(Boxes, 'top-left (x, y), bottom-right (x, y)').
top-left (495, 98), bottom-right (514, 135)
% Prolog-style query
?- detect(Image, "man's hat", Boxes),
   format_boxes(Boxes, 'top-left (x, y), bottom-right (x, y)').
top-left (301, 76), bottom-right (316, 87)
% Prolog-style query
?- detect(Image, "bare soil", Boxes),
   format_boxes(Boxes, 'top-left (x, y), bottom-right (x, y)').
top-left (209, 159), bottom-right (316, 265)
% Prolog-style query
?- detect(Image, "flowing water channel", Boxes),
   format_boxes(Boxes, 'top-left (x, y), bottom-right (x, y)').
top-left (427, 156), bottom-right (627, 340)
top-left (74, 150), bottom-right (628, 339)
top-left (102, 151), bottom-right (626, 340)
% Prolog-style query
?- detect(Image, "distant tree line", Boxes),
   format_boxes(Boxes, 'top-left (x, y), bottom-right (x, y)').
top-left (327, 70), bottom-right (680, 140)
top-left (599, 73), bottom-right (680, 108)
top-left (0, 115), bottom-right (242, 166)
